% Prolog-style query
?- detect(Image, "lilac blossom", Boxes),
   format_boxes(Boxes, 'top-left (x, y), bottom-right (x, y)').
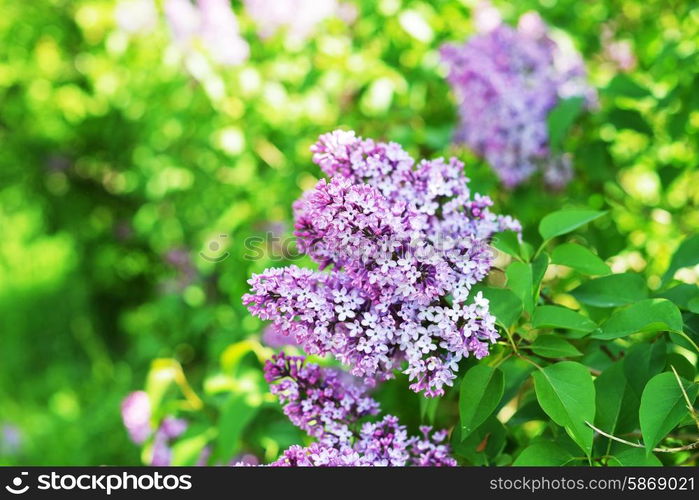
top-left (164, 0), bottom-right (249, 66)
top-left (244, 131), bottom-right (518, 397)
top-left (150, 417), bottom-right (188, 466)
top-left (441, 9), bottom-right (596, 188)
top-left (121, 392), bottom-right (188, 465)
top-left (243, 0), bottom-right (339, 41)
top-left (121, 391), bottom-right (152, 444)
top-left (162, 247), bottom-right (197, 292)
top-left (1, 423), bottom-right (22, 456)
top-left (269, 443), bottom-right (365, 466)
top-left (263, 353), bottom-right (456, 466)
top-left (601, 26), bottom-right (636, 72)
top-left (264, 352), bottom-right (380, 445)
top-left (114, 0), bottom-right (158, 34)
top-left (198, 0), bottom-right (250, 66)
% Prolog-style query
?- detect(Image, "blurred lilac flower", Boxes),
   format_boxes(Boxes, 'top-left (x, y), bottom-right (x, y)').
top-left (196, 446), bottom-right (259, 466)
top-left (441, 8), bottom-right (596, 188)
top-left (150, 417), bottom-right (188, 466)
top-left (1, 423), bottom-right (22, 456)
top-left (45, 154), bottom-right (71, 174)
top-left (121, 391), bottom-right (152, 444)
top-left (231, 453), bottom-right (259, 466)
top-left (164, 0), bottom-right (201, 44)
top-left (601, 26), bottom-right (636, 72)
top-left (164, 0), bottom-right (249, 66)
top-left (262, 353), bottom-right (456, 466)
top-left (472, 0), bottom-right (501, 33)
top-left (198, 0), bottom-right (250, 66)
top-left (243, 0), bottom-right (339, 41)
top-left (159, 417), bottom-right (188, 439)
top-left (244, 130), bottom-right (519, 397)
top-left (162, 247), bottom-right (197, 292)
top-left (121, 392), bottom-right (189, 465)
top-left (114, 0), bottom-right (159, 34)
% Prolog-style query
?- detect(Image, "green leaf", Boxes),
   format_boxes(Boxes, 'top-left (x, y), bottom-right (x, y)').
top-left (500, 357), bottom-right (535, 408)
top-left (570, 273), bottom-right (648, 308)
top-left (513, 442), bottom-right (575, 466)
top-left (623, 340), bottom-right (667, 401)
top-left (213, 393), bottom-right (259, 463)
top-left (609, 108), bottom-right (653, 135)
top-left (533, 362), bottom-right (596, 456)
top-left (170, 428), bottom-right (213, 465)
top-left (593, 299), bottom-right (683, 340)
top-left (452, 416), bottom-right (507, 465)
top-left (532, 305), bottom-right (598, 333)
top-left (508, 399), bottom-right (548, 425)
top-left (419, 395), bottom-right (440, 424)
top-left (551, 243), bottom-right (611, 275)
top-left (688, 296), bottom-right (699, 314)
top-left (595, 362), bottom-right (638, 436)
top-left (665, 353), bottom-right (696, 381)
top-left (608, 448), bottom-right (662, 467)
top-left (662, 235), bottom-right (699, 285)
top-left (459, 364), bottom-right (504, 438)
top-left (506, 261), bottom-right (534, 315)
top-left (531, 252), bottom-right (549, 294)
top-left (492, 230), bottom-right (522, 259)
top-left (539, 210), bottom-right (605, 242)
top-left (639, 372), bottom-right (699, 454)
top-left (605, 74), bottom-right (651, 99)
top-left (654, 284), bottom-right (699, 311)
top-left (547, 96), bottom-right (584, 152)
top-left (473, 286), bottom-right (522, 329)
top-left (528, 335), bottom-right (582, 358)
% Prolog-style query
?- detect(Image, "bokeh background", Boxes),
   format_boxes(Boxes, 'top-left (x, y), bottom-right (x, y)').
top-left (1, 0), bottom-right (697, 465)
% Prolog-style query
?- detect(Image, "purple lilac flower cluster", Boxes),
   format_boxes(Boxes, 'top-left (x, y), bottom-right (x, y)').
top-left (263, 353), bottom-right (456, 466)
top-left (244, 130), bottom-right (519, 397)
top-left (441, 9), bottom-right (596, 188)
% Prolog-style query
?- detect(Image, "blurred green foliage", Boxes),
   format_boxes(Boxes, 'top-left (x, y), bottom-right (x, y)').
top-left (0, 0), bottom-right (697, 465)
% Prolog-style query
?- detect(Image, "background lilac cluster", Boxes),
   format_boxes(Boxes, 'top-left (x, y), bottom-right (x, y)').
top-left (441, 9), bottom-right (597, 188)
top-left (244, 130), bottom-right (519, 397)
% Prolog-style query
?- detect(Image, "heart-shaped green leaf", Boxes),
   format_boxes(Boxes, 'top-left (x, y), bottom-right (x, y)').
top-left (539, 210), bottom-right (605, 242)
top-left (551, 243), bottom-right (611, 275)
top-left (593, 299), bottom-right (683, 340)
top-left (506, 261), bottom-right (534, 315)
top-left (639, 372), bottom-right (698, 455)
top-left (459, 364), bottom-right (504, 438)
top-left (662, 234), bottom-right (699, 285)
top-left (571, 273), bottom-right (648, 308)
top-left (533, 362), bottom-right (596, 457)
top-left (528, 335), bottom-right (582, 358)
top-left (532, 305), bottom-right (597, 333)
top-left (513, 442), bottom-right (576, 466)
